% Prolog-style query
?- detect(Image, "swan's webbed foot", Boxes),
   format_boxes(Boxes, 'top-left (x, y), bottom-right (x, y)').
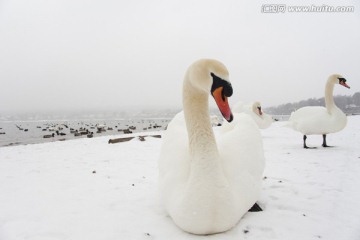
top-left (322, 144), bottom-right (333, 148)
top-left (249, 203), bottom-right (262, 212)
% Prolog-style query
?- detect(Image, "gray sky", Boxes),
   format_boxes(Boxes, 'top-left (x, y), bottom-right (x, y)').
top-left (1, 0), bottom-right (359, 114)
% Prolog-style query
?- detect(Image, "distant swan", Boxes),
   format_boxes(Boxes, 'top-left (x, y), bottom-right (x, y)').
top-left (158, 59), bottom-right (265, 234)
top-left (287, 74), bottom-right (350, 148)
top-left (233, 101), bottom-right (273, 129)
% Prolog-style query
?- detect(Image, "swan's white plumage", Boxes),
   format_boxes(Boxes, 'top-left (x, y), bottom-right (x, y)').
top-left (287, 74), bottom-right (348, 135)
top-left (232, 101), bottom-right (273, 129)
top-left (218, 113), bottom-right (265, 180)
top-left (288, 106), bottom-right (346, 135)
top-left (158, 59), bottom-right (265, 234)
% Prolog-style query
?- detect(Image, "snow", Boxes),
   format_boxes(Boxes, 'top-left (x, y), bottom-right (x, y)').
top-left (1, 116), bottom-right (360, 240)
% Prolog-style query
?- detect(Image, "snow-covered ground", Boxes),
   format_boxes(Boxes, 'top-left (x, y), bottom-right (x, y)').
top-left (1, 116), bottom-right (359, 240)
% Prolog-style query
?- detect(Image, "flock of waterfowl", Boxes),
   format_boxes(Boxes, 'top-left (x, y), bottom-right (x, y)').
top-left (158, 59), bottom-right (350, 234)
top-left (1, 120), bottom-right (168, 146)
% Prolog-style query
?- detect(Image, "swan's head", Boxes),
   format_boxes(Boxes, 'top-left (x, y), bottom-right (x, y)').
top-left (331, 74), bottom-right (350, 89)
top-left (338, 77), bottom-right (350, 89)
top-left (187, 59), bottom-right (234, 122)
top-left (210, 72), bottom-right (234, 122)
top-left (253, 101), bottom-right (263, 116)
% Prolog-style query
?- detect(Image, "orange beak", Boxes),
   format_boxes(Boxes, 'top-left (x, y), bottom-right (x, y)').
top-left (212, 87), bottom-right (233, 122)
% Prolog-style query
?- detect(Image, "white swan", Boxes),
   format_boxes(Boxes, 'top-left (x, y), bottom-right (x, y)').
top-left (233, 101), bottom-right (273, 129)
top-left (158, 59), bottom-right (265, 234)
top-left (287, 74), bottom-right (350, 148)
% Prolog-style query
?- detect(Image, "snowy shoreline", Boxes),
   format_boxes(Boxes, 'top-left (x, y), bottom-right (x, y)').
top-left (0, 116), bottom-right (359, 239)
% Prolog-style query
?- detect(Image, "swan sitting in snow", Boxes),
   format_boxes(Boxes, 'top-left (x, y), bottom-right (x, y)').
top-left (287, 74), bottom-right (350, 148)
top-left (158, 59), bottom-right (265, 235)
top-left (232, 101), bottom-right (273, 129)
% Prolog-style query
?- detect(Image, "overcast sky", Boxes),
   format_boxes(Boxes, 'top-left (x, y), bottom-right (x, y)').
top-left (0, 0), bottom-right (359, 114)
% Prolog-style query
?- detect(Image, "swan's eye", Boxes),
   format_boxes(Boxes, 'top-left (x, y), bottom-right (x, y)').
top-left (338, 77), bottom-right (346, 83)
top-left (210, 73), bottom-right (233, 97)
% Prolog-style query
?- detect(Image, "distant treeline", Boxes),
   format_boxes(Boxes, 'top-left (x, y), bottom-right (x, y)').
top-left (266, 92), bottom-right (360, 115)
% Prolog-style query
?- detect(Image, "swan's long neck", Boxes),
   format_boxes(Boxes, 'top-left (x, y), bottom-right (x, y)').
top-left (183, 80), bottom-right (219, 167)
top-left (325, 77), bottom-right (337, 113)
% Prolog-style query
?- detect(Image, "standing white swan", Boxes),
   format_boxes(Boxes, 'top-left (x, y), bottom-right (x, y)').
top-left (233, 101), bottom-right (273, 129)
top-left (287, 74), bottom-right (350, 148)
top-left (158, 59), bottom-right (265, 234)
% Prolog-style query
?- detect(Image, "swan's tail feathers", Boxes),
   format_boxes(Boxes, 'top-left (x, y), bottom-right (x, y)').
top-left (248, 203), bottom-right (263, 212)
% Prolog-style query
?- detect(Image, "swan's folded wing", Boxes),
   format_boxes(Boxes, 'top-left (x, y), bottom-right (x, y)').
top-left (216, 113), bottom-right (265, 212)
top-left (217, 113), bottom-right (265, 180)
top-left (288, 106), bottom-right (337, 134)
top-left (158, 112), bottom-right (190, 205)
top-left (159, 111), bottom-right (189, 173)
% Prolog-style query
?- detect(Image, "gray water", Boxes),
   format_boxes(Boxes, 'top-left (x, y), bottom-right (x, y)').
top-left (0, 118), bottom-right (170, 147)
